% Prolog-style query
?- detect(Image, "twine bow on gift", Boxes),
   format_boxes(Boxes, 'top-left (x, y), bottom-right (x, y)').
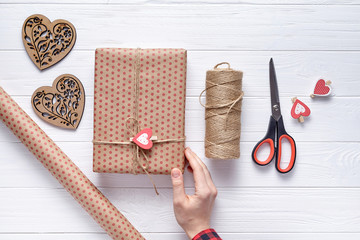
top-left (92, 48), bottom-right (186, 195)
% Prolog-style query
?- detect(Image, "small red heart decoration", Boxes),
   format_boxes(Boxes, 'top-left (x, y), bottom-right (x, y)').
top-left (313, 79), bottom-right (331, 96)
top-left (132, 128), bottom-right (153, 149)
top-left (291, 99), bottom-right (311, 119)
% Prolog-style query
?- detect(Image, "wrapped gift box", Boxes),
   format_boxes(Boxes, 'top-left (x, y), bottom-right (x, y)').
top-left (93, 48), bottom-right (187, 174)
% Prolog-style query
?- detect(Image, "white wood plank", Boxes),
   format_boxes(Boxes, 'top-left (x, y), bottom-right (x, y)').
top-left (0, 50), bottom-right (358, 97)
top-left (0, 141), bottom-right (359, 188)
top-left (0, 1), bottom-right (359, 238)
top-left (0, 96), bottom-right (358, 142)
top-left (0, 188), bottom-right (359, 233)
top-left (0, 234), bottom-right (112, 240)
top-left (1, 233), bottom-right (360, 240)
top-left (1, 4), bottom-right (360, 50)
top-left (2, 0), bottom-right (360, 4)
top-left (146, 0), bottom-right (360, 3)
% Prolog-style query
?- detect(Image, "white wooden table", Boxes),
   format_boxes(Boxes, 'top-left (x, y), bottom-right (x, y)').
top-left (1, 1), bottom-right (360, 239)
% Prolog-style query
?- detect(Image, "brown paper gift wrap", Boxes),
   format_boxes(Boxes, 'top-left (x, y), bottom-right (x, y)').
top-left (0, 87), bottom-right (144, 240)
top-left (93, 48), bottom-right (187, 174)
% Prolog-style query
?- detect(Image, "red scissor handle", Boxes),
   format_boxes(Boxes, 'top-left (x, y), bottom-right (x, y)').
top-left (252, 138), bottom-right (275, 165)
top-left (252, 116), bottom-right (297, 173)
top-left (252, 116), bottom-right (277, 166)
top-left (276, 134), bottom-right (296, 173)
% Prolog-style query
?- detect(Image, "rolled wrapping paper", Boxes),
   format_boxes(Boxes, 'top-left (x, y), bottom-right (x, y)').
top-left (0, 87), bottom-right (144, 240)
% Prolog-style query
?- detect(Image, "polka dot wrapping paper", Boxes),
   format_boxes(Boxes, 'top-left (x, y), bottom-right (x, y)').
top-left (93, 48), bottom-right (187, 175)
top-left (0, 86), bottom-right (144, 240)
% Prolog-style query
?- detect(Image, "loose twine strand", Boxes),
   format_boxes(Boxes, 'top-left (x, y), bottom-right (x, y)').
top-left (93, 48), bottom-right (186, 195)
top-left (199, 62), bottom-right (244, 159)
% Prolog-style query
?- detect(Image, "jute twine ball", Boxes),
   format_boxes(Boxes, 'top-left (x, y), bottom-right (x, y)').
top-left (199, 62), bottom-right (244, 159)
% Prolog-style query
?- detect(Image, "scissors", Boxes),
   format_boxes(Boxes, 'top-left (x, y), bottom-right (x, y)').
top-left (251, 58), bottom-right (296, 173)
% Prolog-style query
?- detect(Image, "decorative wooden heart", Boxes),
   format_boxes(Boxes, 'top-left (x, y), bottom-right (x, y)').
top-left (291, 97), bottom-right (311, 123)
top-left (311, 79), bottom-right (332, 97)
top-left (22, 14), bottom-right (76, 70)
top-left (132, 128), bottom-right (153, 149)
top-left (32, 74), bottom-right (85, 129)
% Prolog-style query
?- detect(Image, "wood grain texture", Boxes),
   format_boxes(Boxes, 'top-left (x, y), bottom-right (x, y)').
top-left (0, 96), bottom-right (358, 142)
top-left (0, 1), bottom-right (359, 239)
top-left (1, 233), bottom-right (360, 240)
top-left (2, 50), bottom-right (359, 97)
top-left (2, 0), bottom-right (360, 4)
top-left (1, 4), bottom-right (360, 50)
top-left (0, 188), bottom-right (359, 233)
top-left (0, 141), bottom-right (359, 188)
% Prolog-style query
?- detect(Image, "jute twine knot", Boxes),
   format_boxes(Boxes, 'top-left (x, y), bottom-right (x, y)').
top-left (199, 62), bottom-right (244, 160)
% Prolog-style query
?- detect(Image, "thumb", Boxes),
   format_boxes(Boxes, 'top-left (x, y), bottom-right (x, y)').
top-left (171, 168), bottom-right (186, 203)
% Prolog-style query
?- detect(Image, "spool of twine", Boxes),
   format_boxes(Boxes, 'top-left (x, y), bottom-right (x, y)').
top-left (199, 62), bottom-right (244, 159)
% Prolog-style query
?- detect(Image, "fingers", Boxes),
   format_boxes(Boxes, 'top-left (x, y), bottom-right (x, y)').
top-left (171, 168), bottom-right (186, 204)
top-left (192, 152), bottom-right (217, 192)
top-left (185, 148), bottom-right (218, 196)
top-left (185, 148), bottom-right (209, 192)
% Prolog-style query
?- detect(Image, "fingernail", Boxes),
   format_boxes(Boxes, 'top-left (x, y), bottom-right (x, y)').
top-left (186, 147), bottom-right (192, 152)
top-left (172, 169), bottom-right (180, 178)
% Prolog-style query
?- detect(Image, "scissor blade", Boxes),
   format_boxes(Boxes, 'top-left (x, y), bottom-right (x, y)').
top-left (269, 58), bottom-right (281, 120)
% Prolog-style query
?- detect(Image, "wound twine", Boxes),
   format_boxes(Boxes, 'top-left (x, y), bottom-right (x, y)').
top-left (93, 48), bottom-right (186, 194)
top-left (199, 62), bottom-right (244, 160)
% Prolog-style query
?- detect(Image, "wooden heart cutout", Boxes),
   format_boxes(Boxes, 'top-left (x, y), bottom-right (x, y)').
top-left (32, 74), bottom-right (85, 129)
top-left (291, 97), bottom-right (311, 122)
top-left (311, 79), bottom-right (332, 97)
top-left (132, 128), bottom-right (153, 149)
top-left (22, 14), bottom-right (76, 70)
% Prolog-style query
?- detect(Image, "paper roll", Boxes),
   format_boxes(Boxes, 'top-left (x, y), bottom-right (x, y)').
top-left (0, 86), bottom-right (144, 240)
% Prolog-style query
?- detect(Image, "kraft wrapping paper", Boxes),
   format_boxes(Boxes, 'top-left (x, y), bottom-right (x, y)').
top-left (0, 86), bottom-right (144, 240)
top-left (93, 48), bottom-right (187, 174)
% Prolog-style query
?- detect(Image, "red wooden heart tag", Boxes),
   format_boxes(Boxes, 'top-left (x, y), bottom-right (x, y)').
top-left (312, 79), bottom-right (332, 97)
top-left (291, 98), bottom-right (311, 119)
top-left (132, 128), bottom-right (153, 149)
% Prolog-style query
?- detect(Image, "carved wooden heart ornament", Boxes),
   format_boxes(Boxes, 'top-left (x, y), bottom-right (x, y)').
top-left (22, 14), bottom-right (76, 70)
top-left (32, 74), bottom-right (85, 129)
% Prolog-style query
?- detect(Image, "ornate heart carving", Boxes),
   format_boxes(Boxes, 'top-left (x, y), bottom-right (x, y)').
top-left (32, 74), bottom-right (85, 129)
top-left (133, 128), bottom-right (153, 149)
top-left (22, 14), bottom-right (76, 70)
top-left (291, 98), bottom-right (311, 119)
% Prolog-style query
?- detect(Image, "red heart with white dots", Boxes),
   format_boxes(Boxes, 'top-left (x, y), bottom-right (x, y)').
top-left (291, 99), bottom-right (311, 119)
top-left (313, 79), bottom-right (331, 96)
top-left (133, 128), bottom-right (153, 149)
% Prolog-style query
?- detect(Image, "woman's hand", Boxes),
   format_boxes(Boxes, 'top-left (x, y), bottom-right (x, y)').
top-left (171, 147), bottom-right (218, 239)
